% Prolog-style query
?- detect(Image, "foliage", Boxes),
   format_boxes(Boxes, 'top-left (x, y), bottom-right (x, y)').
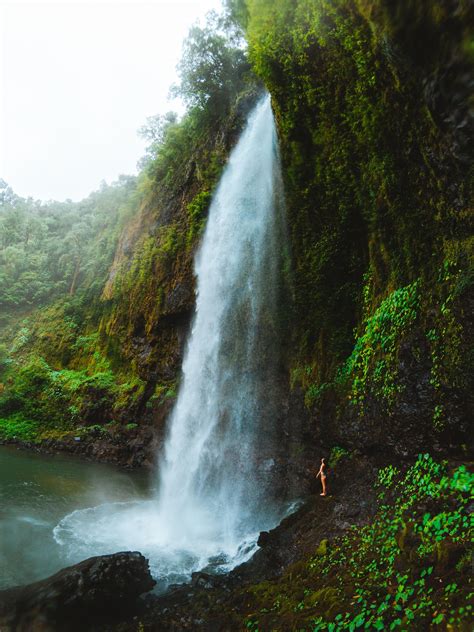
top-left (224, 0), bottom-right (249, 31)
top-left (0, 413), bottom-right (39, 441)
top-left (328, 446), bottom-right (349, 469)
top-left (172, 10), bottom-right (250, 116)
top-left (0, 343), bottom-right (147, 437)
top-left (425, 257), bottom-right (470, 431)
top-left (241, 455), bottom-right (473, 631)
top-left (137, 111), bottom-right (179, 169)
top-left (341, 280), bottom-right (421, 411)
top-left (298, 279), bottom-right (422, 414)
top-left (142, 12), bottom-right (258, 194)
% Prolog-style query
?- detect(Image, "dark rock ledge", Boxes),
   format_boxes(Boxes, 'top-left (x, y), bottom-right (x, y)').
top-left (0, 552), bottom-right (156, 632)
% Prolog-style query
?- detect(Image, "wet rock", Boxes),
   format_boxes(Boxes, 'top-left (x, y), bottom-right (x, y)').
top-left (0, 551), bottom-right (156, 632)
top-left (257, 530), bottom-right (271, 547)
top-left (191, 572), bottom-right (219, 589)
top-left (435, 540), bottom-right (467, 572)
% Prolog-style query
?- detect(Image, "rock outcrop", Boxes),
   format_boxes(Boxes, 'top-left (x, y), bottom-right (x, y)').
top-left (0, 552), bottom-right (155, 632)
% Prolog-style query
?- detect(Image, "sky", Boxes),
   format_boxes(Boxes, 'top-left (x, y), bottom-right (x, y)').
top-left (0, 0), bottom-right (222, 201)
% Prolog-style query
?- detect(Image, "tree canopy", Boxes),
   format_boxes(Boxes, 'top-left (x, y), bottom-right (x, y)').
top-left (172, 11), bottom-right (250, 116)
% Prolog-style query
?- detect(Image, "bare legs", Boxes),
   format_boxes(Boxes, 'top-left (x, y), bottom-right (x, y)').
top-left (316, 458), bottom-right (327, 496)
top-left (320, 475), bottom-right (327, 496)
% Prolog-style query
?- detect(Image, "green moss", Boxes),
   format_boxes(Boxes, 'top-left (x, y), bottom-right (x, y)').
top-left (425, 257), bottom-right (471, 431)
top-left (186, 190), bottom-right (212, 247)
top-left (114, 376), bottom-right (146, 411)
top-left (315, 539), bottom-right (328, 556)
top-left (0, 343), bottom-right (148, 437)
top-left (244, 0), bottom-right (471, 438)
top-left (304, 381), bottom-right (330, 408)
top-left (300, 280), bottom-right (422, 415)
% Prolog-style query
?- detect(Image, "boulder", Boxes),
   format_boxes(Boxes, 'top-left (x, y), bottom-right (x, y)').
top-left (0, 551), bottom-right (156, 631)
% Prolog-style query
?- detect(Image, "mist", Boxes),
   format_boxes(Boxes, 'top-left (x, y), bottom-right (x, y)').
top-left (0, 0), bottom-right (221, 202)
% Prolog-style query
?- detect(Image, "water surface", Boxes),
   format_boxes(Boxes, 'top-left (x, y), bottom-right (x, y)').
top-left (0, 445), bottom-right (150, 589)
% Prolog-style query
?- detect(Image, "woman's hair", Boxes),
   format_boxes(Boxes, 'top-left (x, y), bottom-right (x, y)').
top-left (321, 457), bottom-right (325, 463)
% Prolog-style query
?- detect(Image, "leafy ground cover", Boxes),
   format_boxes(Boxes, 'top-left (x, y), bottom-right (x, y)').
top-left (242, 455), bottom-right (473, 631)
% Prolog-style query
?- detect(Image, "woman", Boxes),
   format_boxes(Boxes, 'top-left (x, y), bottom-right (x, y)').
top-left (315, 457), bottom-right (327, 496)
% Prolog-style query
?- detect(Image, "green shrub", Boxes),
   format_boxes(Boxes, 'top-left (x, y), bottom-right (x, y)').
top-left (0, 413), bottom-right (39, 441)
top-left (328, 446), bottom-right (349, 468)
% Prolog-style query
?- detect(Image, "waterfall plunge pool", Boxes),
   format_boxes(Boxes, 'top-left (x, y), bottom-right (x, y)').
top-left (0, 446), bottom-right (292, 593)
top-left (0, 445), bottom-right (148, 590)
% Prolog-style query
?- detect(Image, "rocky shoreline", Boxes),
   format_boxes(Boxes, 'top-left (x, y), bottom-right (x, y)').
top-left (112, 454), bottom-right (381, 631)
top-left (0, 422), bottom-right (160, 470)
top-left (1, 448), bottom-right (470, 630)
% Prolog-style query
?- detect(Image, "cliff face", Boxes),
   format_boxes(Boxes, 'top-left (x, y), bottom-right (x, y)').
top-left (243, 0), bottom-right (473, 464)
top-left (96, 90), bottom-right (261, 390)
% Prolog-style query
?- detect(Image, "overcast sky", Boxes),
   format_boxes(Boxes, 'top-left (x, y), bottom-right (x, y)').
top-left (0, 0), bottom-right (222, 201)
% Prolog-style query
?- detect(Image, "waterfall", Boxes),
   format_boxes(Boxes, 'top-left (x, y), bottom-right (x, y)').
top-left (156, 93), bottom-right (285, 556)
top-left (53, 94), bottom-right (288, 587)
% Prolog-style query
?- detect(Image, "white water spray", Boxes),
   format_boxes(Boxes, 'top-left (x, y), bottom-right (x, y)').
top-left (156, 93), bottom-right (285, 554)
top-left (54, 95), bottom-right (287, 587)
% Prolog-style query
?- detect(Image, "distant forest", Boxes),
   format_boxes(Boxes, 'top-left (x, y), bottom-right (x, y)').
top-left (0, 177), bottom-right (138, 313)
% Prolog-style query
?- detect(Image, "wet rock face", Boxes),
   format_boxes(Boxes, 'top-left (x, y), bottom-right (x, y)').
top-left (0, 552), bottom-right (155, 632)
top-left (228, 454), bottom-right (379, 586)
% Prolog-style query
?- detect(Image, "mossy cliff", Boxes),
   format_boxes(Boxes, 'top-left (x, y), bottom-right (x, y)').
top-left (1, 1), bottom-right (471, 467)
top-left (240, 0), bottom-right (473, 462)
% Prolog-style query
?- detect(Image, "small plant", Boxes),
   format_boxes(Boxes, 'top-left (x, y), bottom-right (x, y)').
top-left (0, 413), bottom-right (39, 441)
top-left (304, 381), bottom-right (330, 408)
top-left (328, 446), bottom-right (349, 468)
top-left (244, 616), bottom-right (259, 631)
top-left (86, 424), bottom-right (108, 435)
top-left (10, 327), bottom-right (31, 353)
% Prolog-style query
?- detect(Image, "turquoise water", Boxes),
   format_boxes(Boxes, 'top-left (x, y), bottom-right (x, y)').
top-left (0, 446), bottom-right (150, 589)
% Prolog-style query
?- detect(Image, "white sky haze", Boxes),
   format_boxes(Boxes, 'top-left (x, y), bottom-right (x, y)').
top-left (0, 0), bottom-right (222, 201)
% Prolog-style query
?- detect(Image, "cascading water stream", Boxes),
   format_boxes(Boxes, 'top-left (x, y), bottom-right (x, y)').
top-left (155, 93), bottom-right (285, 553)
top-left (54, 94), bottom-right (289, 588)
